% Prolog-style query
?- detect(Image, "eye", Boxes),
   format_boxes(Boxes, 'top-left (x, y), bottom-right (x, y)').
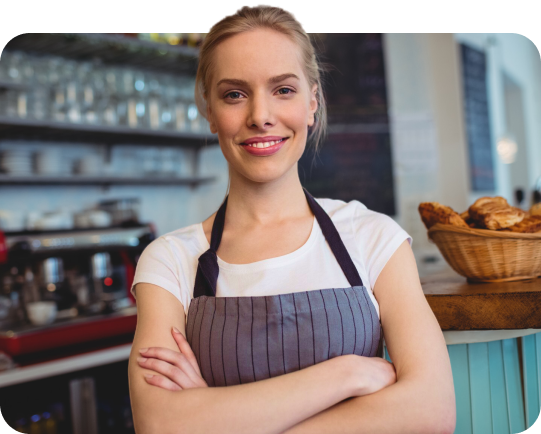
top-left (225, 91), bottom-right (244, 100)
top-left (277, 87), bottom-right (294, 95)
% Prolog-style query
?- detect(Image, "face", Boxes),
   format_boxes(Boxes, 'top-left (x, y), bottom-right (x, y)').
top-left (205, 28), bottom-right (318, 184)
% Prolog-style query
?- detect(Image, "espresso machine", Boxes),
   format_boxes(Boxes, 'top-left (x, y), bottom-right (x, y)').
top-left (0, 222), bottom-right (155, 355)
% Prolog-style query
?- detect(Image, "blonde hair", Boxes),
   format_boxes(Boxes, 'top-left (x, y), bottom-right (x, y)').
top-left (195, 5), bottom-right (328, 154)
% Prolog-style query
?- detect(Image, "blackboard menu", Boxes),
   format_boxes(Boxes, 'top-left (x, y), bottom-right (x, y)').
top-left (460, 43), bottom-right (495, 191)
top-left (299, 34), bottom-right (396, 215)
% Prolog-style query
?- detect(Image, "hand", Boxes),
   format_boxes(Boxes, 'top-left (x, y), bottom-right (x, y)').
top-left (137, 327), bottom-right (208, 391)
top-left (342, 354), bottom-right (397, 397)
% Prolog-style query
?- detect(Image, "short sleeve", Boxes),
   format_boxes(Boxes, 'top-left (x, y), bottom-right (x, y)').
top-left (131, 237), bottom-right (184, 307)
top-left (353, 203), bottom-right (413, 290)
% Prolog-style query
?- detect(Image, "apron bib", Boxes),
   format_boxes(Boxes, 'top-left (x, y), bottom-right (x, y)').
top-left (186, 188), bottom-right (383, 387)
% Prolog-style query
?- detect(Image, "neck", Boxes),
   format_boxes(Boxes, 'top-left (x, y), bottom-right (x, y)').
top-left (225, 164), bottom-right (312, 227)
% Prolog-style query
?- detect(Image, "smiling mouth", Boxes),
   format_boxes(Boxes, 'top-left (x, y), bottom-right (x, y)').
top-left (241, 138), bottom-right (287, 148)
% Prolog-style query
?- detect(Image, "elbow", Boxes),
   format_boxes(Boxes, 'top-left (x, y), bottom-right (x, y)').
top-left (135, 403), bottom-right (196, 434)
top-left (407, 381), bottom-right (455, 434)
top-left (433, 417), bottom-right (456, 434)
top-left (425, 396), bottom-right (456, 434)
top-left (440, 407), bottom-right (457, 434)
top-left (135, 415), bottom-right (185, 434)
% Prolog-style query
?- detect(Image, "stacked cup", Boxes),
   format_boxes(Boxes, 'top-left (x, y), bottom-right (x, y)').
top-left (0, 148), bottom-right (33, 175)
top-left (34, 148), bottom-right (72, 176)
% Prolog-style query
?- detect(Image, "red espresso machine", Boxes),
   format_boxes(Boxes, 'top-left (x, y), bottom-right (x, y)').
top-left (0, 222), bottom-right (155, 359)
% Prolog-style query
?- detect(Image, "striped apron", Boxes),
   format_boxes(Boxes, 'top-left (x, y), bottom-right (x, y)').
top-left (186, 188), bottom-right (383, 387)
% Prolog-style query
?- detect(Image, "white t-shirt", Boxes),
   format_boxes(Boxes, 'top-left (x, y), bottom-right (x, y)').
top-left (131, 197), bottom-right (412, 321)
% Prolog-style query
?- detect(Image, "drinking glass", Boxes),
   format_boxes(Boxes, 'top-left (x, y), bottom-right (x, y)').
top-left (62, 60), bottom-right (82, 123)
top-left (132, 71), bottom-right (149, 129)
top-left (29, 56), bottom-right (52, 120)
top-left (101, 67), bottom-right (119, 126)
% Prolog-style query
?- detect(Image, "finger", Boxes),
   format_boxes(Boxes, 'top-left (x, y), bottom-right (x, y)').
top-left (144, 373), bottom-right (183, 391)
top-left (140, 347), bottom-right (203, 386)
top-left (172, 328), bottom-right (203, 376)
top-left (138, 356), bottom-right (204, 389)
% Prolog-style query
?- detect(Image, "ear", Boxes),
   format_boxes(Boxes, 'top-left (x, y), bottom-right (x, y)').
top-left (308, 83), bottom-right (318, 127)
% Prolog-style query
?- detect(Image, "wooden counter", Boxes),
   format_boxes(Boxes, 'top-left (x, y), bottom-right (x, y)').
top-left (421, 275), bottom-right (541, 330)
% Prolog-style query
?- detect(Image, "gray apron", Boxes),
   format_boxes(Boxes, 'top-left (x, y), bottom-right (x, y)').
top-left (186, 188), bottom-right (383, 387)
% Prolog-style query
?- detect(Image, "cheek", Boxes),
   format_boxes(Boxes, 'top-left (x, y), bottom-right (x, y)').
top-left (214, 109), bottom-right (240, 135)
top-left (279, 104), bottom-right (310, 133)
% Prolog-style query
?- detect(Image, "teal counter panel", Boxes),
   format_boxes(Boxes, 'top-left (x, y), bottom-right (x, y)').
top-left (384, 331), bottom-right (541, 433)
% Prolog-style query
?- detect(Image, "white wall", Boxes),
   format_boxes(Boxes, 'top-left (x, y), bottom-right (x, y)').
top-left (454, 33), bottom-right (541, 205)
top-left (383, 33), bottom-right (541, 275)
top-left (383, 33), bottom-right (470, 275)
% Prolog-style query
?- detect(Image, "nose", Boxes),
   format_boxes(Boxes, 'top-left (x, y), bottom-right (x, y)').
top-left (246, 91), bottom-right (275, 130)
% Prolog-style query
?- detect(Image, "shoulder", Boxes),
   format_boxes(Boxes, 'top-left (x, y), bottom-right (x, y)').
top-left (316, 196), bottom-right (412, 289)
top-left (145, 222), bottom-right (205, 256)
top-left (315, 196), bottom-right (399, 234)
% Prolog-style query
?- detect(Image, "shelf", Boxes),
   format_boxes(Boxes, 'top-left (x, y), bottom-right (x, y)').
top-left (4, 33), bottom-right (200, 75)
top-left (0, 80), bottom-right (26, 90)
top-left (0, 174), bottom-right (216, 187)
top-left (0, 342), bottom-right (132, 388)
top-left (0, 115), bottom-right (218, 146)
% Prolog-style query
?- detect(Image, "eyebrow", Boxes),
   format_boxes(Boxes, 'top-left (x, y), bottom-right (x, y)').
top-left (216, 73), bottom-right (300, 87)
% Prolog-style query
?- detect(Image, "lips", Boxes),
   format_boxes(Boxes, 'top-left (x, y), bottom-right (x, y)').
top-left (240, 137), bottom-right (288, 156)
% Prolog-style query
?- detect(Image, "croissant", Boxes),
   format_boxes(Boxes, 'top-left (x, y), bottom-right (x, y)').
top-left (502, 215), bottom-right (541, 233)
top-left (418, 202), bottom-right (469, 230)
top-left (468, 196), bottom-right (525, 230)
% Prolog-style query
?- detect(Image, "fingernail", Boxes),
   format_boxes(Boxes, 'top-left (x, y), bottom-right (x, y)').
top-left (137, 356), bottom-right (147, 362)
top-left (144, 374), bottom-right (153, 379)
top-left (173, 326), bottom-right (181, 334)
top-left (139, 348), bottom-right (148, 353)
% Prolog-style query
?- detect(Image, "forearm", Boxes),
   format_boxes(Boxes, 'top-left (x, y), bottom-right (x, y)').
top-left (281, 377), bottom-right (456, 434)
top-left (151, 356), bottom-right (354, 434)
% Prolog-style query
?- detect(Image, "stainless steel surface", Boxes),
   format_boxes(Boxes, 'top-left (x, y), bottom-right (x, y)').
top-left (3, 224), bottom-right (150, 252)
top-left (90, 252), bottom-right (111, 279)
top-left (40, 257), bottom-right (64, 284)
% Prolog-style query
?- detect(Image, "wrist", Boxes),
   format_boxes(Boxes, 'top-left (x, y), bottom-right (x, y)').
top-left (330, 354), bottom-right (362, 399)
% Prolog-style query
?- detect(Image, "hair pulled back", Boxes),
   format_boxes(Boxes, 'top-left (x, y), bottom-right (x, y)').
top-left (195, 5), bottom-right (327, 153)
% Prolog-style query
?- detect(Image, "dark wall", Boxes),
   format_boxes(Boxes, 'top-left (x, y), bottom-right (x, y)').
top-left (299, 34), bottom-right (396, 216)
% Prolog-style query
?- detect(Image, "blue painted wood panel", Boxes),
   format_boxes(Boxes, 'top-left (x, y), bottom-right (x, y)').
top-left (383, 332), bottom-right (541, 433)
top-left (488, 340), bottom-right (511, 434)
top-left (523, 333), bottom-right (541, 430)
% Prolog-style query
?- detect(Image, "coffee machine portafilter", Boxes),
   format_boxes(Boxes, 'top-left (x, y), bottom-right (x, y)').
top-left (38, 257), bottom-right (78, 311)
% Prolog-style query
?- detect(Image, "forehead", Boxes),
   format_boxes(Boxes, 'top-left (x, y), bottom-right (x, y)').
top-left (211, 28), bottom-right (306, 85)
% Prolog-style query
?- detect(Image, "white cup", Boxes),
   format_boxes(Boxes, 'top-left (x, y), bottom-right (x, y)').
top-left (86, 210), bottom-right (112, 228)
top-left (26, 301), bottom-right (57, 326)
top-left (34, 211), bottom-right (73, 230)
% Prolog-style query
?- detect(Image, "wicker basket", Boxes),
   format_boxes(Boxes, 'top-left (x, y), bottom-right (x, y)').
top-left (427, 223), bottom-right (541, 282)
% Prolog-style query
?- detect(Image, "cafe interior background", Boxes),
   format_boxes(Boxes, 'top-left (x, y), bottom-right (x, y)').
top-left (0, 32), bottom-right (540, 433)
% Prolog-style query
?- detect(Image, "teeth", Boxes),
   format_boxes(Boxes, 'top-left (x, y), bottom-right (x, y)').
top-left (244, 139), bottom-right (284, 148)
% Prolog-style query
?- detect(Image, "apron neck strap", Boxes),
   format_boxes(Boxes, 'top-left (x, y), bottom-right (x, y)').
top-left (194, 188), bottom-right (363, 298)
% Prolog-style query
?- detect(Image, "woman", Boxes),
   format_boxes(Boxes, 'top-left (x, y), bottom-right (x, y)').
top-left (128, 6), bottom-right (456, 434)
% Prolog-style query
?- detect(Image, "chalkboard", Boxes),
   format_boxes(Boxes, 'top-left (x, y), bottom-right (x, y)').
top-left (460, 43), bottom-right (495, 191)
top-left (299, 34), bottom-right (396, 215)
